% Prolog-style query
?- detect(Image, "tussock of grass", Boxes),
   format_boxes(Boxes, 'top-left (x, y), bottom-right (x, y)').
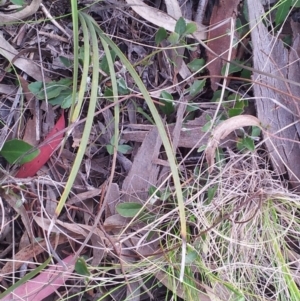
top-left (177, 150), bottom-right (300, 300)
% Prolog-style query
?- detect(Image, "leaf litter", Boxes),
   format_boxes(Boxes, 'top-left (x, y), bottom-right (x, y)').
top-left (1, 1), bottom-right (300, 300)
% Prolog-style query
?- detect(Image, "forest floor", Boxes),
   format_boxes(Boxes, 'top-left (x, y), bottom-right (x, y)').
top-left (1, 1), bottom-right (300, 300)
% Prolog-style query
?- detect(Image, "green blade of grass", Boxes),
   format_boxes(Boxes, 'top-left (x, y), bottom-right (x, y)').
top-left (87, 13), bottom-right (187, 281)
top-left (71, 9), bottom-right (90, 123)
top-left (99, 33), bottom-right (119, 172)
top-left (271, 208), bottom-right (300, 300)
top-left (69, 0), bottom-right (79, 120)
top-left (54, 13), bottom-right (99, 217)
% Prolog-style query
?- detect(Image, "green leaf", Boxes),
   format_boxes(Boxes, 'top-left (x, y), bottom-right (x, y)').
top-left (201, 120), bottom-right (212, 133)
top-left (187, 58), bottom-right (205, 72)
top-left (117, 78), bottom-right (129, 95)
top-left (160, 91), bottom-right (175, 115)
top-left (155, 27), bottom-right (167, 45)
top-left (186, 104), bottom-right (198, 112)
top-left (28, 81), bottom-right (43, 95)
top-left (228, 96), bottom-right (246, 117)
top-left (48, 89), bottom-right (73, 106)
top-left (104, 87), bottom-right (113, 99)
top-left (236, 18), bottom-right (248, 37)
top-left (10, 0), bottom-right (25, 5)
top-left (116, 202), bottom-right (144, 218)
top-left (61, 92), bottom-right (75, 109)
top-left (294, 0), bottom-right (300, 7)
top-left (282, 34), bottom-right (292, 47)
top-left (75, 257), bottom-right (90, 276)
top-left (221, 60), bottom-right (243, 76)
top-left (228, 108), bottom-right (243, 117)
top-left (197, 144), bottom-right (206, 152)
top-left (29, 79), bottom-right (72, 101)
top-left (184, 22), bottom-right (197, 35)
top-left (211, 90), bottom-right (229, 102)
top-left (78, 45), bottom-right (86, 63)
top-left (243, 1), bottom-right (249, 22)
top-left (251, 126), bottom-right (261, 137)
top-left (275, 0), bottom-right (292, 26)
top-left (237, 137), bottom-right (255, 152)
top-left (59, 56), bottom-right (73, 68)
top-left (175, 17), bottom-right (186, 36)
top-left (167, 32), bottom-right (180, 45)
top-left (117, 144), bottom-right (132, 154)
top-left (230, 96), bottom-right (243, 107)
top-left (240, 68), bottom-right (251, 80)
top-left (42, 79), bottom-right (72, 100)
top-left (106, 144), bottom-right (114, 155)
top-left (187, 79), bottom-right (206, 97)
top-left (0, 139), bottom-right (40, 164)
top-left (185, 250), bottom-right (198, 264)
top-left (160, 187), bottom-right (171, 201)
top-left (149, 186), bottom-right (161, 198)
top-left (136, 107), bottom-right (155, 124)
top-left (207, 185), bottom-right (217, 203)
top-left (100, 50), bottom-right (117, 75)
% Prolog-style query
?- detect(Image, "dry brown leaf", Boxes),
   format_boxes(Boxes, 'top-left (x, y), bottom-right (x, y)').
top-left (22, 117), bottom-right (38, 147)
top-left (34, 216), bottom-right (109, 241)
top-left (0, 84), bottom-right (17, 95)
top-left (163, 0), bottom-right (191, 79)
top-left (67, 188), bottom-right (102, 206)
top-left (0, 33), bottom-right (50, 82)
top-left (103, 183), bottom-right (120, 217)
top-left (0, 0), bottom-right (41, 24)
top-left (205, 115), bottom-right (262, 173)
top-left (18, 76), bottom-right (35, 104)
top-left (206, 0), bottom-right (240, 90)
top-left (122, 127), bottom-right (161, 202)
top-left (33, 216), bottom-right (65, 233)
top-left (125, 0), bottom-right (206, 40)
top-left (103, 214), bottom-right (131, 231)
top-left (0, 190), bottom-right (34, 244)
top-left (122, 235), bottom-right (159, 257)
top-left (123, 110), bottom-right (236, 149)
top-left (164, 0), bottom-right (182, 19)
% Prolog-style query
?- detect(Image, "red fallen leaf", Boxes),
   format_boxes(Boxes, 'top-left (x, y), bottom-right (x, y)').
top-left (15, 113), bottom-right (65, 178)
top-left (2, 254), bottom-right (75, 301)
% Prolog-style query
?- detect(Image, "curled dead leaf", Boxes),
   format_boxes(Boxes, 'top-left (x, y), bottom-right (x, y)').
top-left (205, 115), bottom-right (262, 173)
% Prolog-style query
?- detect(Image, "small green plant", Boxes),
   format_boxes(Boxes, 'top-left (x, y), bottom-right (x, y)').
top-left (28, 78), bottom-right (74, 108)
top-left (149, 185), bottom-right (171, 202)
top-left (106, 135), bottom-right (132, 155)
top-left (116, 202), bottom-right (155, 224)
top-left (159, 91), bottom-right (175, 116)
top-left (155, 17), bottom-right (206, 98)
